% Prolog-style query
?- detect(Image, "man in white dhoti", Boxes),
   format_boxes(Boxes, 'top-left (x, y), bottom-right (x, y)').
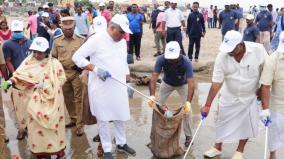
top-left (260, 31), bottom-right (284, 159)
top-left (200, 30), bottom-right (267, 159)
top-left (72, 14), bottom-right (135, 159)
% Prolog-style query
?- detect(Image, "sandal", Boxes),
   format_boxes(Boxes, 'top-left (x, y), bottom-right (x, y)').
top-left (57, 151), bottom-right (66, 159)
top-left (17, 129), bottom-right (27, 140)
top-left (75, 127), bottom-right (84, 136)
top-left (97, 143), bottom-right (104, 157)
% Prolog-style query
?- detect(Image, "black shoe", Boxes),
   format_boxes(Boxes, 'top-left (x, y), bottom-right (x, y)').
top-left (117, 144), bottom-right (136, 156)
top-left (93, 134), bottom-right (101, 142)
top-left (104, 152), bottom-right (113, 159)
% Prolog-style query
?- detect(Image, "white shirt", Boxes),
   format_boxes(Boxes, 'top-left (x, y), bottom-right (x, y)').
top-left (72, 31), bottom-right (130, 121)
top-left (212, 42), bottom-right (267, 104)
top-left (163, 8), bottom-right (184, 28)
top-left (208, 9), bottom-right (213, 18)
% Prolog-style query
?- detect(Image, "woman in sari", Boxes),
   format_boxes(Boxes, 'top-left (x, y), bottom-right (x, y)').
top-left (3, 37), bottom-right (67, 159)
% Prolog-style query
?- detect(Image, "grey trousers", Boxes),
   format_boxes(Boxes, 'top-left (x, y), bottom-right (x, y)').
top-left (155, 32), bottom-right (166, 53)
top-left (157, 81), bottom-right (193, 137)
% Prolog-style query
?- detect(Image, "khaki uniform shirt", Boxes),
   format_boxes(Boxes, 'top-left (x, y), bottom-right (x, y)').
top-left (260, 52), bottom-right (284, 113)
top-left (51, 34), bottom-right (85, 80)
top-left (51, 34), bottom-right (85, 71)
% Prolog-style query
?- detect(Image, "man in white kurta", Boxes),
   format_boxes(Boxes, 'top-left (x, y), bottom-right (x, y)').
top-left (200, 30), bottom-right (267, 159)
top-left (72, 14), bottom-right (135, 159)
top-left (260, 31), bottom-right (284, 159)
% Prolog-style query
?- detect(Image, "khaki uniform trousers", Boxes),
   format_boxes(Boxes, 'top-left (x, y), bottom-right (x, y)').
top-left (62, 70), bottom-right (84, 128)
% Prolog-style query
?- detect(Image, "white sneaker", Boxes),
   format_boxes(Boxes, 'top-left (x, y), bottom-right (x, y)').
top-left (231, 151), bottom-right (244, 159)
top-left (204, 147), bottom-right (222, 158)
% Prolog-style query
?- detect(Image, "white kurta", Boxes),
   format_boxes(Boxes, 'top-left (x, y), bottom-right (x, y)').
top-left (212, 42), bottom-right (267, 143)
top-left (72, 31), bottom-right (130, 121)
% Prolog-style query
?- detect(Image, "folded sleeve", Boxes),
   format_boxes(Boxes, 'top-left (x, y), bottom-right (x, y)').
top-left (260, 54), bottom-right (276, 86)
top-left (212, 53), bottom-right (225, 83)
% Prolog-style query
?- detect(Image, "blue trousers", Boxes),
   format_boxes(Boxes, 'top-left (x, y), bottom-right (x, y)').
top-left (166, 27), bottom-right (185, 54)
top-left (188, 37), bottom-right (201, 60)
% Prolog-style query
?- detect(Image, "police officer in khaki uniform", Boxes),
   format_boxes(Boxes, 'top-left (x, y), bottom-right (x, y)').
top-left (51, 16), bottom-right (85, 136)
top-left (0, 41), bottom-right (8, 158)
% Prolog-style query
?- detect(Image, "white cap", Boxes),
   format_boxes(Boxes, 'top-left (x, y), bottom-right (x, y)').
top-left (165, 41), bottom-right (180, 59)
top-left (92, 16), bottom-right (107, 34)
top-left (111, 14), bottom-right (132, 34)
top-left (42, 12), bottom-right (49, 18)
top-left (219, 30), bottom-right (242, 53)
top-left (158, 6), bottom-right (165, 11)
top-left (11, 20), bottom-right (24, 32)
top-left (29, 37), bottom-right (49, 52)
top-left (99, 2), bottom-right (105, 7)
top-left (43, 4), bottom-right (49, 9)
top-left (246, 14), bottom-right (254, 20)
top-left (276, 31), bottom-right (284, 52)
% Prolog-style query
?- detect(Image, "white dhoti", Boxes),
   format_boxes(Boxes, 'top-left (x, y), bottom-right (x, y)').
top-left (268, 111), bottom-right (284, 152)
top-left (215, 98), bottom-right (259, 143)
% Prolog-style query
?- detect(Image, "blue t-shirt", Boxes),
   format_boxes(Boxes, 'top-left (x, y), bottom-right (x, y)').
top-left (219, 10), bottom-right (238, 35)
top-left (154, 55), bottom-right (193, 86)
top-left (3, 38), bottom-right (32, 69)
top-left (127, 13), bottom-right (144, 33)
top-left (233, 8), bottom-right (243, 19)
top-left (243, 24), bottom-right (260, 42)
top-left (256, 11), bottom-right (273, 32)
top-left (92, 9), bottom-right (98, 17)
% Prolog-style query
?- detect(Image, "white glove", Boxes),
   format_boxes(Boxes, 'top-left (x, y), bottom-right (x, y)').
top-left (260, 109), bottom-right (271, 126)
top-left (34, 81), bottom-right (44, 89)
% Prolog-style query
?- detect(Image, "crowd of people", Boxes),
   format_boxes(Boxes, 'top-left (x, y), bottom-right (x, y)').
top-left (0, 0), bottom-right (283, 159)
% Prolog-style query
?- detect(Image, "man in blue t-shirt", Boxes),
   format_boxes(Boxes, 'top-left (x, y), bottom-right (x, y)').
top-left (148, 41), bottom-right (195, 148)
top-left (256, 5), bottom-right (273, 52)
top-left (2, 20), bottom-right (32, 140)
top-left (127, 4), bottom-right (144, 61)
top-left (243, 14), bottom-right (260, 43)
top-left (219, 4), bottom-right (238, 39)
